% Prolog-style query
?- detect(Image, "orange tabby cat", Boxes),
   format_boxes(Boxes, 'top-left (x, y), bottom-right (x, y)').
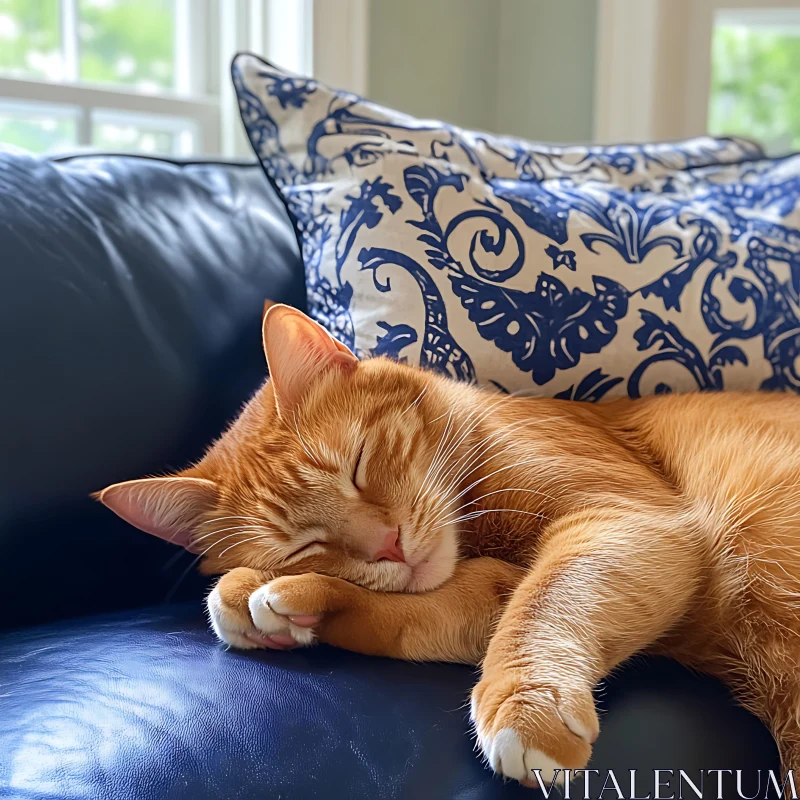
top-left (98, 304), bottom-right (800, 786)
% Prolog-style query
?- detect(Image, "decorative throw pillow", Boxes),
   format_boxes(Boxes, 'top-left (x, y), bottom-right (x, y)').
top-left (233, 53), bottom-right (800, 399)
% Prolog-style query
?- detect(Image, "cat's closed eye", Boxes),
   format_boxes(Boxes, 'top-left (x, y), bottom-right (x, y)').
top-left (353, 442), bottom-right (367, 491)
top-left (288, 539), bottom-right (325, 561)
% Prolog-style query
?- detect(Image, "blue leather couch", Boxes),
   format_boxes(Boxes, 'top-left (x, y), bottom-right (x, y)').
top-left (0, 151), bottom-right (780, 799)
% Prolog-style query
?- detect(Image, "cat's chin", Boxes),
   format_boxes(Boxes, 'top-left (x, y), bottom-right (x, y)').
top-left (404, 528), bottom-right (459, 593)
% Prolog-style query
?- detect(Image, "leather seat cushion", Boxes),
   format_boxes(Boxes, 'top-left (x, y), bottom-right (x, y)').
top-left (0, 605), bottom-right (779, 799)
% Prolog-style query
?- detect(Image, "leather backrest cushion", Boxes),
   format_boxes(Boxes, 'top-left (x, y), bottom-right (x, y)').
top-left (0, 151), bottom-right (304, 629)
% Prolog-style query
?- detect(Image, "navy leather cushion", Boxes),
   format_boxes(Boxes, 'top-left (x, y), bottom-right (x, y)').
top-left (0, 151), bottom-right (304, 630)
top-left (0, 605), bottom-right (779, 800)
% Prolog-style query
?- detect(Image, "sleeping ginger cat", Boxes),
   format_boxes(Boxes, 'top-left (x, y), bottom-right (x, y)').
top-left (98, 304), bottom-right (800, 786)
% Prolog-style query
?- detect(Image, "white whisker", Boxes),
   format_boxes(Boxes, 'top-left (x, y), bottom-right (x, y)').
top-left (421, 397), bottom-right (510, 502)
top-left (441, 454), bottom-right (551, 515)
top-left (201, 515), bottom-right (270, 526)
top-left (433, 487), bottom-right (551, 526)
top-left (198, 528), bottom-right (267, 556)
top-left (401, 384), bottom-right (429, 417)
top-left (217, 533), bottom-right (273, 558)
top-left (422, 414), bottom-right (556, 527)
top-left (414, 408), bottom-right (454, 505)
top-left (432, 507), bottom-right (544, 531)
top-left (193, 524), bottom-right (266, 545)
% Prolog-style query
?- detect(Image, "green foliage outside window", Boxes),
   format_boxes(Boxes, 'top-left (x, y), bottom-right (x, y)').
top-left (709, 25), bottom-right (800, 156)
top-left (0, 0), bottom-right (61, 79)
top-left (0, 0), bottom-right (174, 88)
top-left (0, 0), bottom-right (176, 153)
top-left (79, 0), bottom-right (175, 91)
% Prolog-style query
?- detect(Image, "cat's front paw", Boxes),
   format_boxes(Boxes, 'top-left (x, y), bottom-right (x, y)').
top-left (245, 582), bottom-right (321, 649)
top-left (470, 669), bottom-right (599, 787)
top-left (207, 569), bottom-right (325, 651)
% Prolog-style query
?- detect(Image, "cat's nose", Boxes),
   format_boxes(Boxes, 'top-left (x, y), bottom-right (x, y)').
top-left (371, 528), bottom-right (405, 564)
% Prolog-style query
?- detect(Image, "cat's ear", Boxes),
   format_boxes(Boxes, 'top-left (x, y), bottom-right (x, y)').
top-left (94, 477), bottom-right (218, 553)
top-left (262, 304), bottom-right (357, 416)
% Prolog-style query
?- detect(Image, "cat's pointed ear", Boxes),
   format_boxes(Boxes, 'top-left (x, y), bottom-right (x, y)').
top-left (262, 304), bottom-right (357, 416)
top-left (94, 477), bottom-right (218, 553)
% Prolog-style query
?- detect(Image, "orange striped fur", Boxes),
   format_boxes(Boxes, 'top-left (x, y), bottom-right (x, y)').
top-left (98, 305), bottom-right (800, 786)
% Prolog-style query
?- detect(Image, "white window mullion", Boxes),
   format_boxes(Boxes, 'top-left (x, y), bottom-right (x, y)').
top-left (77, 106), bottom-right (91, 147)
top-left (218, 0), bottom-right (253, 158)
top-left (218, 0), bottom-right (239, 157)
top-left (60, 0), bottom-right (79, 83)
top-left (174, 0), bottom-right (193, 95)
top-left (59, 0), bottom-right (87, 145)
top-left (248, 0), bottom-right (266, 56)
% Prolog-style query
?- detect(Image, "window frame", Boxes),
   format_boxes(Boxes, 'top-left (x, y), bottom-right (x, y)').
top-left (0, 0), bottom-right (366, 157)
top-left (0, 0), bottom-right (219, 154)
top-left (0, 71), bottom-right (219, 154)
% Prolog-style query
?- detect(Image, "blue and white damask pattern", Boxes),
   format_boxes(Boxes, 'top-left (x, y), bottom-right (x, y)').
top-left (233, 54), bottom-right (800, 399)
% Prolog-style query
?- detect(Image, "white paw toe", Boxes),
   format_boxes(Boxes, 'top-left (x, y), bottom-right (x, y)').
top-left (206, 586), bottom-right (259, 649)
top-left (523, 745), bottom-right (566, 786)
top-left (483, 727), bottom-right (566, 786)
top-left (248, 584), bottom-right (317, 646)
top-left (490, 729), bottom-right (528, 782)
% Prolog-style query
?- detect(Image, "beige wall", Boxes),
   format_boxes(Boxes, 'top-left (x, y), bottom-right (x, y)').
top-left (366, 0), bottom-right (598, 142)
top-left (366, 0), bottom-right (500, 132)
top-left (496, 0), bottom-right (597, 143)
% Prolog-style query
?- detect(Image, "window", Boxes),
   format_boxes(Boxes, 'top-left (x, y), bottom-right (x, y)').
top-left (0, 100), bottom-right (77, 153)
top-left (708, 8), bottom-right (800, 156)
top-left (0, 0), bottom-right (316, 157)
top-left (593, 1), bottom-right (800, 149)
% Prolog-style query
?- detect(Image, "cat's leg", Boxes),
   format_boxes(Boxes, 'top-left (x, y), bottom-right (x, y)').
top-left (208, 558), bottom-right (524, 663)
top-left (470, 505), bottom-right (703, 787)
